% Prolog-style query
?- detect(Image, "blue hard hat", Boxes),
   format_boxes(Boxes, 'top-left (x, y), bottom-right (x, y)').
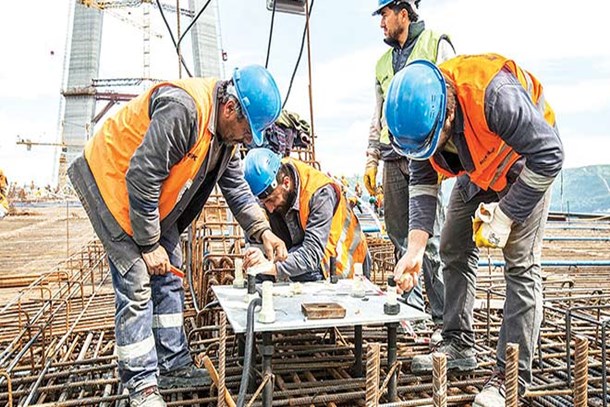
top-left (244, 148), bottom-right (282, 198)
top-left (232, 65), bottom-right (282, 147)
top-left (384, 59), bottom-right (447, 160)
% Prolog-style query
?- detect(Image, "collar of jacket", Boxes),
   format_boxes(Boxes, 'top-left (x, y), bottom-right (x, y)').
top-left (207, 82), bottom-right (220, 141)
top-left (285, 163), bottom-right (301, 213)
top-left (383, 20), bottom-right (426, 50)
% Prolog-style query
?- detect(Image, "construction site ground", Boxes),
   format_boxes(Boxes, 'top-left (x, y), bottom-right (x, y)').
top-left (1, 204), bottom-right (609, 406)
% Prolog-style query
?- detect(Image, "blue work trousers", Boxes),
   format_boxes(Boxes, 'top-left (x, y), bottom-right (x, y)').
top-left (110, 230), bottom-right (191, 395)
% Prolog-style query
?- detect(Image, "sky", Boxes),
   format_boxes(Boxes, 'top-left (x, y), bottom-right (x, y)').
top-left (1, 0), bottom-right (609, 186)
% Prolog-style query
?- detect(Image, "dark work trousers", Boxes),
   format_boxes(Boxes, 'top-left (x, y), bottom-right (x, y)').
top-left (441, 185), bottom-right (550, 386)
top-left (383, 157), bottom-right (445, 324)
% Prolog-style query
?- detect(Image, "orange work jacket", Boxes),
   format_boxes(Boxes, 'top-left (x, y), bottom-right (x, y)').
top-left (85, 78), bottom-right (217, 235)
top-left (433, 53), bottom-right (556, 191)
top-left (286, 158), bottom-right (368, 278)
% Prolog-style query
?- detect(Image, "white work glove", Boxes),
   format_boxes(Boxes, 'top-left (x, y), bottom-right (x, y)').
top-left (0, 206), bottom-right (6, 219)
top-left (472, 202), bottom-right (513, 248)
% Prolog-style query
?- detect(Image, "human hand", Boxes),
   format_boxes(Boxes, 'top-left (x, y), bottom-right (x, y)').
top-left (261, 230), bottom-right (288, 262)
top-left (243, 247), bottom-right (268, 270)
top-left (142, 245), bottom-right (171, 276)
top-left (364, 163), bottom-right (378, 196)
top-left (393, 251), bottom-right (422, 293)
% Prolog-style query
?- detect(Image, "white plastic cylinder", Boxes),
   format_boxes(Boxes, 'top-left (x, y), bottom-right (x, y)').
top-left (233, 258), bottom-right (245, 288)
top-left (351, 263), bottom-right (365, 298)
top-left (258, 281), bottom-right (276, 323)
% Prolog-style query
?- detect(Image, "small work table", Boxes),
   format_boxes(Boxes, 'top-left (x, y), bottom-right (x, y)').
top-left (213, 280), bottom-right (428, 405)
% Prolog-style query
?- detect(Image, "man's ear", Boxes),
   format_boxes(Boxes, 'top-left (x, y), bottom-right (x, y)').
top-left (224, 99), bottom-right (237, 118)
top-left (281, 175), bottom-right (290, 190)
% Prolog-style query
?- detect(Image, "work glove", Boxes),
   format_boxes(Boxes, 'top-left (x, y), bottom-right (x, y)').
top-left (472, 202), bottom-right (513, 249)
top-left (364, 153), bottom-right (378, 196)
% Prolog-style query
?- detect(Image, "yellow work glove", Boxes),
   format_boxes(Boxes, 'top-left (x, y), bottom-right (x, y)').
top-left (0, 195), bottom-right (8, 219)
top-left (472, 202), bottom-right (513, 249)
top-left (364, 152), bottom-right (379, 196)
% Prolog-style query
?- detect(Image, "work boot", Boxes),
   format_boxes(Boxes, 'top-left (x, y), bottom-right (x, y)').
top-left (158, 364), bottom-right (211, 389)
top-left (129, 386), bottom-right (166, 407)
top-left (473, 370), bottom-right (506, 407)
top-left (411, 341), bottom-right (477, 374)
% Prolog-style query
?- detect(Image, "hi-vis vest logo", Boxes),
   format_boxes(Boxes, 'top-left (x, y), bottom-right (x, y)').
top-left (177, 179), bottom-right (193, 204)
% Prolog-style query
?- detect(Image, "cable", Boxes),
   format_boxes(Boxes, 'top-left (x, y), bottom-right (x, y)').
top-left (265, 0), bottom-right (278, 68)
top-left (155, 0), bottom-right (212, 77)
top-left (282, 0), bottom-right (315, 108)
top-left (178, 0), bottom-right (212, 46)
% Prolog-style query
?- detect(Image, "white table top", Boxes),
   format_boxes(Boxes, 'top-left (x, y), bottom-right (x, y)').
top-left (212, 279), bottom-right (429, 334)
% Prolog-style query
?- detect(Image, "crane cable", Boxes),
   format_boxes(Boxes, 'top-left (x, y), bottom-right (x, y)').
top-left (265, 0), bottom-right (278, 68)
top-left (155, 0), bottom-right (213, 77)
top-left (282, 0), bottom-right (315, 108)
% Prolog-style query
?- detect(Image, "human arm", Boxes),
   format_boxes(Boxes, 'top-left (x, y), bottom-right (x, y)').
top-left (219, 152), bottom-right (287, 261)
top-left (486, 70), bottom-right (564, 223)
top-left (126, 86), bottom-right (199, 273)
top-left (364, 80), bottom-right (384, 195)
top-left (275, 185), bottom-right (338, 279)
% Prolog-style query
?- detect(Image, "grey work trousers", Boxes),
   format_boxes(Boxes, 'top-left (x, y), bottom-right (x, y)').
top-left (441, 184), bottom-right (550, 386)
top-left (383, 157), bottom-right (445, 323)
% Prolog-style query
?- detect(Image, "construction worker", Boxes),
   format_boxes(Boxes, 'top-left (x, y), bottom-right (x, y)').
top-left (386, 54), bottom-right (563, 406)
top-left (242, 148), bottom-right (371, 281)
top-left (0, 168), bottom-right (8, 219)
top-left (68, 65), bottom-right (288, 407)
top-left (365, 0), bottom-right (455, 339)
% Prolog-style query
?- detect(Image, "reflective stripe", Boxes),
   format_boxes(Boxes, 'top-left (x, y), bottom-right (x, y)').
top-left (152, 312), bottom-right (183, 329)
top-left (335, 214), bottom-right (353, 277)
top-left (409, 184), bottom-right (439, 198)
top-left (489, 145), bottom-right (518, 188)
top-left (116, 335), bottom-right (155, 361)
top-left (518, 166), bottom-right (555, 191)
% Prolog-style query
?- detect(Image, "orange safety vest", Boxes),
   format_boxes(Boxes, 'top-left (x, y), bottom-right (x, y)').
top-left (433, 54), bottom-right (556, 191)
top-left (286, 158), bottom-right (368, 278)
top-left (85, 78), bottom-right (217, 235)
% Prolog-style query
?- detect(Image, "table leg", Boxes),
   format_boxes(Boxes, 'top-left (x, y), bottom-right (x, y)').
top-left (353, 325), bottom-right (363, 377)
top-left (387, 322), bottom-right (398, 401)
top-left (262, 332), bottom-right (274, 407)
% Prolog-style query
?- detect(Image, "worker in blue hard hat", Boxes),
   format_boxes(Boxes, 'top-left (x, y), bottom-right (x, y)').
top-left (242, 148), bottom-right (370, 282)
top-left (386, 54), bottom-right (563, 406)
top-left (366, 0), bottom-right (455, 347)
top-left (68, 64), bottom-right (287, 407)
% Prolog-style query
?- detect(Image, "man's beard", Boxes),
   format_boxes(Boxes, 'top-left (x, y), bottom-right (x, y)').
top-left (275, 189), bottom-right (296, 216)
top-left (385, 25), bottom-right (405, 42)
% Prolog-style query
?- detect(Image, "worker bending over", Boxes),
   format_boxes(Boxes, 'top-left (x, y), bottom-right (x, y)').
top-left (243, 148), bottom-right (370, 282)
top-left (386, 54), bottom-right (563, 407)
top-left (68, 65), bottom-right (287, 407)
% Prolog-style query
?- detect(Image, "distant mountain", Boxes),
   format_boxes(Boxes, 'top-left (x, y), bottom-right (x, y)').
top-left (342, 165), bottom-right (610, 214)
top-left (550, 165), bottom-right (610, 214)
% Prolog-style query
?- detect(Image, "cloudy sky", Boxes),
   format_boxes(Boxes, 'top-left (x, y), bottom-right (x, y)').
top-left (1, 0), bottom-right (609, 186)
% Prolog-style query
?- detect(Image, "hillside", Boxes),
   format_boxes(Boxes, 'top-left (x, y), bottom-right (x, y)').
top-left (341, 165), bottom-right (610, 214)
top-left (550, 165), bottom-right (610, 213)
